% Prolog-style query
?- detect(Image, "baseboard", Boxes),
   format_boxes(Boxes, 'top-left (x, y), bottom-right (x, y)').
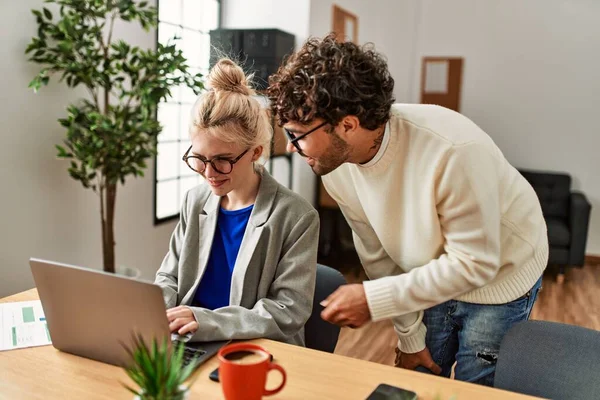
top-left (586, 254), bottom-right (600, 266)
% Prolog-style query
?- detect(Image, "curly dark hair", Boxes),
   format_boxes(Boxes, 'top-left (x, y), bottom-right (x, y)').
top-left (267, 33), bottom-right (395, 130)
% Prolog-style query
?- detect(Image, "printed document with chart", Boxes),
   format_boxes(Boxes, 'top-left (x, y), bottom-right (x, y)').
top-left (0, 301), bottom-right (52, 351)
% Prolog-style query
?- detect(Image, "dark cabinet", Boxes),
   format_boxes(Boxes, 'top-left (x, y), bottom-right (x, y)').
top-left (209, 28), bottom-right (295, 90)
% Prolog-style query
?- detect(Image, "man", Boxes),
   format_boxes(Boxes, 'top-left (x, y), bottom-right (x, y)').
top-left (267, 34), bottom-right (548, 386)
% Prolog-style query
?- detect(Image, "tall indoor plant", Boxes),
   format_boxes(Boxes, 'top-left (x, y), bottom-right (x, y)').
top-left (26, 0), bottom-right (203, 273)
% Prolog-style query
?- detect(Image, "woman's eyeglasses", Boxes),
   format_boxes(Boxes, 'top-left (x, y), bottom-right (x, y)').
top-left (182, 146), bottom-right (249, 175)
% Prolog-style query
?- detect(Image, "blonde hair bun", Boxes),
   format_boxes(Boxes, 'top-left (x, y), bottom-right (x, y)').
top-left (189, 57), bottom-right (272, 166)
top-left (208, 58), bottom-right (254, 96)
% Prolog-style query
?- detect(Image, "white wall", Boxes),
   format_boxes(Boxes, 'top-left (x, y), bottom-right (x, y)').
top-left (410, 0), bottom-right (600, 254)
top-left (308, 0), bottom-right (419, 103)
top-left (221, 0), bottom-right (317, 204)
top-left (0, 0), bottom-right (177, 297)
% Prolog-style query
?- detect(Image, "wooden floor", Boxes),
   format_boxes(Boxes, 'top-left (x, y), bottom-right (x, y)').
top-left (333, 263), bottom-right (600, 366)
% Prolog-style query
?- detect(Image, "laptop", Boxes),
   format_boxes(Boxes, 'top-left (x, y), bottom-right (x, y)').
top-left (29, 258), bottom-right (228, 368)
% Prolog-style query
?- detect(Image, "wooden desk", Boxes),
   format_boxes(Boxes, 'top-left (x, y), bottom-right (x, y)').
top-left (0, 289), bottom-right (539, 399)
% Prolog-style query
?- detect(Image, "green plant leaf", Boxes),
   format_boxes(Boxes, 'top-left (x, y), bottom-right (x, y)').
top-left (121, 334), bottom-right (196, 398)
top-left (180, 359), bottom-right (199, 384)
top-left (43, 7), bottom-right (52, 20)
top-left (55, 144), bottom-right (71, 158)
top-left (122, 383), bottom-right (142, 397)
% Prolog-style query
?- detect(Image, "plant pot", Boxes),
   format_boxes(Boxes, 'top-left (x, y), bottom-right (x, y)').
top-left (116, 265), bottom-right (141, 279)
top-left (133, 386), bottom-right (189, 400)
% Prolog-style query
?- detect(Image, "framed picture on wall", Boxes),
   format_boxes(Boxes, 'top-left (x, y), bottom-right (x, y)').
top-left (332, 4), bottom-right (358, 43)
top-left (420, 57), bottom-right (464, 112)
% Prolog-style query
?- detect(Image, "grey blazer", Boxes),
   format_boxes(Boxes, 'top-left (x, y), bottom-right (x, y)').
top-left (155, 171), bottom-right (319, 346)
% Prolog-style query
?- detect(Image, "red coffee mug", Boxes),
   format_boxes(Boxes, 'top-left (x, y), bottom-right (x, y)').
top-left (218, 343), bottom-right (286, 400)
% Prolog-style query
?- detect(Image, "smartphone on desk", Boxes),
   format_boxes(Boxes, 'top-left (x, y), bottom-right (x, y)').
top-left (208, 351), bottom-right (274, 382)
top-left (365, 383), bottom-right (417, 400)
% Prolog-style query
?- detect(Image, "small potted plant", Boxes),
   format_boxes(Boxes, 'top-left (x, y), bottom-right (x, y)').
top-left (123, 335), bottom-right (201, 400)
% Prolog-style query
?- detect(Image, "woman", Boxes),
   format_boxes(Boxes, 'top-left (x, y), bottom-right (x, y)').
top-left (155, 59), bottom-right (319, 346)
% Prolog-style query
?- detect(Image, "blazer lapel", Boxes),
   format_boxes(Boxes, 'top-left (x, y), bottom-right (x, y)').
top-left (181, 192), bottom-right (220, 305)
top-left (229, 172), bottom-right (279, 306)
top-left (229, 224), bottom-right (263, 306)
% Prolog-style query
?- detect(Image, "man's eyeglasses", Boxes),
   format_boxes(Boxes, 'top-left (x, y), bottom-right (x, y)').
top-left (182, 146), bottom-right (249, 175)
top-left (284, 121), bottom-right (328, 156)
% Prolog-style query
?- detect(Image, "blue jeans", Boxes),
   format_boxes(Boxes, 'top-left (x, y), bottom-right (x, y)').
top-left (415, 277), bottom-right (542, 387)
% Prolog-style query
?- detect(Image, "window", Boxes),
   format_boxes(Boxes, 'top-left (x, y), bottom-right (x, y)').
top-left (155, 0), bottom-right (220, 223)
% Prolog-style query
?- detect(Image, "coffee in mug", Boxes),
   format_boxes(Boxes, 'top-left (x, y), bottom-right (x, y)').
top-left (224, 349), bottom-right (269, 365)
top-left (218, 343), bottom-right (286, 400)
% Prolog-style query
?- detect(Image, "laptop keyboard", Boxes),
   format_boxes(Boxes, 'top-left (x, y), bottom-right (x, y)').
top-left (182, 346), bottom-right (206, 367)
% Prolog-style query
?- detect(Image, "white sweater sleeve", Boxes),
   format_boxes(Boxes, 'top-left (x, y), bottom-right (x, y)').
top-left (363, 142), bottom-right (503, 327)
top-left (326, 189), bottom-right (427, 354)
top-left (350, 224), bottom-right (428, 354)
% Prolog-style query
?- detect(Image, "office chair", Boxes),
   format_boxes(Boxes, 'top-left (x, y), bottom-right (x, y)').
top-left (305, 264), bottom-right (346, 353)
top-left (495, 320), bottom-right (600, 400)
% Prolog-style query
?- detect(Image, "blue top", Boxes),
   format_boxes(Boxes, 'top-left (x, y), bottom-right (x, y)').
top-left (192, 204), bottom-right (254, 310)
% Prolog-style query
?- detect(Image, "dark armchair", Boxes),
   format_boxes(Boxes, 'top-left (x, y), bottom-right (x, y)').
top-left (519, 169), bottom-right (591, 279)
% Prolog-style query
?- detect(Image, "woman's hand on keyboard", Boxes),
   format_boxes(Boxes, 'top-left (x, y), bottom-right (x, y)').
top-left (166, 306), bottom-right (199, 335)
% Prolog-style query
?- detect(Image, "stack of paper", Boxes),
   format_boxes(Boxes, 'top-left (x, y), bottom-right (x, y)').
top-left (0, 300), bottom-right (52, 351)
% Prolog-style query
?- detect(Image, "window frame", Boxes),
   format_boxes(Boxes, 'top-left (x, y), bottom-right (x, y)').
top-left (153, 0), bottom-right (222, 225)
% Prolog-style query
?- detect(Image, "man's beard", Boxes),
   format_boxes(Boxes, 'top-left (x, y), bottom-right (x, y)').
top-left (310, 132), bottom-right (350, 176)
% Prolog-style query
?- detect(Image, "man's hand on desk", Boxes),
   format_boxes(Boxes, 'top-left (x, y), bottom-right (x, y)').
top-left (166, 306), bottom-right (199, 335)
top-left (395, 347), bottom-right (442, 375)
top-left (320, 284), bottom-right (371, 328)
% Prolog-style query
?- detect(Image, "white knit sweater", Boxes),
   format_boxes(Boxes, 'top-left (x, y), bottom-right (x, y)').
top-left (322, 104), bottom-right (548, 353)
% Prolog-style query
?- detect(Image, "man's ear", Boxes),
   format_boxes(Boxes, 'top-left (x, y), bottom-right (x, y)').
top-left (340, 115), bottom-right (360, 139)
top-left (252, 146), bottom-right (263, 161)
